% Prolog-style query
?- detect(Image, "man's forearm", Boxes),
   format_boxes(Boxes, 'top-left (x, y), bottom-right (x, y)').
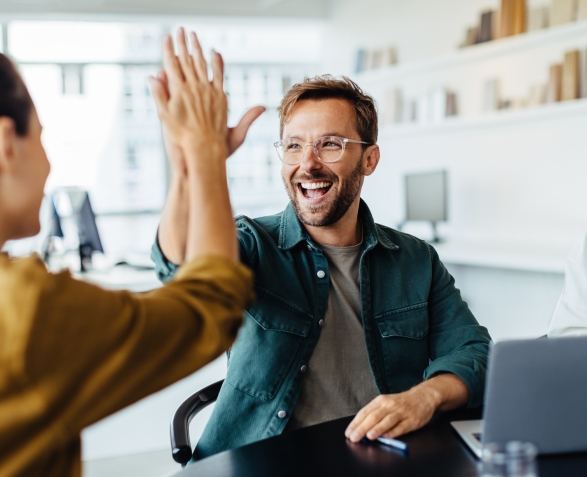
top-left (158, 172), bottom-right (189, 265)
top-left (414, 373), bottom-right (470, 412)
top-left (185, 142), bottom-right (237, 262)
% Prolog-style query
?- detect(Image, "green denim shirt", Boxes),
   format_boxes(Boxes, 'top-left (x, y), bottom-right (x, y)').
top-left (152, 200), bottom-right (491, 459)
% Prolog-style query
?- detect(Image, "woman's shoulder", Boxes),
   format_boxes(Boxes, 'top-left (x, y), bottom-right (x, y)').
top-left (0, 253), bottom-right (52, 294)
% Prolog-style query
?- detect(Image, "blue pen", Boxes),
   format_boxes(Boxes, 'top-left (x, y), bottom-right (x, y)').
top-left (361, 436), bottom-right (409, 453)
top-left (376, 436), bottom-right (409, 452)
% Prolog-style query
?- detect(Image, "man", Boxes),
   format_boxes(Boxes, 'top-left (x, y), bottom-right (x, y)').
top-left (548, 233), bottom-right (587, 337)
top-left (153, 75), bottom-right (491, 459)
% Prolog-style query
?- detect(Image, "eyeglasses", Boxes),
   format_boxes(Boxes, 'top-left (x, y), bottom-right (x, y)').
top-left (273, 136), bottom-right (370, 165)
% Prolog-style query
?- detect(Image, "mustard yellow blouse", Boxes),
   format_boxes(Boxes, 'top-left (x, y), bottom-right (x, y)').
top-left (0, 253), bottom-right (253, 477)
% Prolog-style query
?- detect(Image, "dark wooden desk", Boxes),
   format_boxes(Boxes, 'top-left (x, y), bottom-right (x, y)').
top-left (173, 408), bottom-right (587, 477)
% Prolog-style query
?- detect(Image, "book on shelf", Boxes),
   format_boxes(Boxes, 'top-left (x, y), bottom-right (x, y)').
top-left (499, 0), bottom-right (526, 37)
top-left (561, 50), bottom-right (580, 101)
top-left (417, 94), bottom-right (429, 125)
top-left (354, 46), bottom-right (397, 72)
top-left (381, 47), bottom-right (398, 67)
top-left (479, 10), bottom-right (495, 43)
top-left (369, 47), bottom-right (398, 69)
top-left (546, 64), bottom-right (563, 102)
top-left (493, 8), bottom-right (501, 39)
top-left (497, 0), bottom-right (508, 38)
top-left (483, 79), bottom-right (500, 112)
top-left (412, 88), bottom-right (459, 123)
top-left (383, 89), bottom-right (403, 124)
top-left (354, 49), bottom-right (366, 73)
top-left (429, 87), bottom-right (447, 123)
top-left (527, 6), bottom-right (550, 31)
top-left (579, 0), bottom-right (587, 20)
top-left (370, 49), bottom-right (384, 69)
top-left (446, 92), bottom-right (458, 117)
top-left (403, 100), bottom-right (417, 123)
top-left (581, 49), bottom-right (587, 98)
top-left (362, 50), bottom-right (373, 72)
top-left (463, 26), bottom-right (480, 46)
top-left (550, 0), bottom-right (576, 27)
top-left (527, 84), bottom-right (547, 106)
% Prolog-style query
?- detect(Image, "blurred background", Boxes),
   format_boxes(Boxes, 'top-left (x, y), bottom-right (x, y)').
top-left (1, 0), bottom-right (586, 475)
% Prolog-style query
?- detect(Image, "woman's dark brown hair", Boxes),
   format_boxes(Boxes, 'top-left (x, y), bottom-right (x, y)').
top-left (0, 53), bottom-right (33, 136)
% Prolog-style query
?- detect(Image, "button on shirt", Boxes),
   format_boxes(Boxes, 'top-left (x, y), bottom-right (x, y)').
top-left (285, 239), bottom-right (380, 431)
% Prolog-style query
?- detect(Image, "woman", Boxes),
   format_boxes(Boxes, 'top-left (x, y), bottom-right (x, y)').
top-left (0, 30), bottom-right (258, 477)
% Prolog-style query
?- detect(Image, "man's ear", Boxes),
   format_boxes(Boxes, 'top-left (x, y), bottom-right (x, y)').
top-left (0, 117), bottom-right (17, 174)
top-left (362, 144), bottom-right (380, 177)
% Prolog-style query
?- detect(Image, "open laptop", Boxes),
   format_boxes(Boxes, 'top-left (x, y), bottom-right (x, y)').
top-left (451, 336), bottom-right (587, 457)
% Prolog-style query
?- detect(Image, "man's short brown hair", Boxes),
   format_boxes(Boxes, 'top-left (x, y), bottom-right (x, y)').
top-left (277, 75), bottom-right (378, 146)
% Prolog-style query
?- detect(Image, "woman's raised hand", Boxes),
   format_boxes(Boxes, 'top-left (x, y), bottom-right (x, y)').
top-left (149, 28), bottom-right (265, 172)
top-left (149, 28), bottom-right (229, 168)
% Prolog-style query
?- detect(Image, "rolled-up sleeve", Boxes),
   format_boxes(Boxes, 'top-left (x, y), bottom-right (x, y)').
top-left (423, 245), bottom-right (492, 408)
top-left (14, 255), bottom-right (253, 433)
top-left (151, 235), bottom-right (180, 283)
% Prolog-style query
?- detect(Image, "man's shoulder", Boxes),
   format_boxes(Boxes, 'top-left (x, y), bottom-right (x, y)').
top-left (235, 211), bottom-right (283, 234)
top-left (374, 223), bottom-right (432, 254)
top-left (234, 211), bottom-right (285, 253)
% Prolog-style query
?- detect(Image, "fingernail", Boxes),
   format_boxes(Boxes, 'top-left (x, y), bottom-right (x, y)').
top-left (350, 432), bottom-right (360, 442)
top-left (367, 431), bottom-right (375, 439)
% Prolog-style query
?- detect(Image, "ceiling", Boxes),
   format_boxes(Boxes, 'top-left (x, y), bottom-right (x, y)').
top-left (0, 0), bottom-right (334, 18)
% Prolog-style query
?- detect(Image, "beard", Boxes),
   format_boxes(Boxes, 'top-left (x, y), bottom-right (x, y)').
top-left (283, 158), bottom-right (363, 227)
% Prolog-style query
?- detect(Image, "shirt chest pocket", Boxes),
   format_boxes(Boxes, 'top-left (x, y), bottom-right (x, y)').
top-left (374, 302), bottom-right (430, 390)
top-left (375, 302), bottom-right (429, 339)
top-left (226, 288), bottom-right (313, 401)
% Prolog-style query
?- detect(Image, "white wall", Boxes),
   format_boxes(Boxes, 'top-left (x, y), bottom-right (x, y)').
top-left (323, 0), bottom-right (587, 340)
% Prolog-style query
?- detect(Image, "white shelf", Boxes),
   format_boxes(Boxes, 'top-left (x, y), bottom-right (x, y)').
top-left (378, 98), bottom-right (587, 138)
top-left (434, 239), bottom-right (570, 274)
top-left (356, 20), bottom-right (587, 84)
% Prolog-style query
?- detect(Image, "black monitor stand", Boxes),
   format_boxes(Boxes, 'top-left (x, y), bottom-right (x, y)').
top-left (79, 242), bottom-right (94, 272)
top-left (397, 220), bottom-right (443, 244)
top-left (430, 221), bottom-right (442, 244)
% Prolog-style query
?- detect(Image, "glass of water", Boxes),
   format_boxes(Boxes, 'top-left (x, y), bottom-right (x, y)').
top-left (480, 441), bottom-right (538, 477)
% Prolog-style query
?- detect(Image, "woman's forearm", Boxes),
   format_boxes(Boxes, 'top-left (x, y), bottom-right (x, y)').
top-left (184, 143), bottom-right (237, 263)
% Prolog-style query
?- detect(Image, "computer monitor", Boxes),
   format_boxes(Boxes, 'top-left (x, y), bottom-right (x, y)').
top-left (404, 170), bottom-right (448, 243)
top-left (48, 196), bottom-right (64, 239)
top-left (42, 196), bottom-right (65, 262)
top-left (47, 189), bottom-right (104, 271)
top-left (65, 190), bottom-right (104, 271)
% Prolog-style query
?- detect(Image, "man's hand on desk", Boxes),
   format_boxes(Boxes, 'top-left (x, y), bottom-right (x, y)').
top-left (345, 374), bottom-right (470, 443)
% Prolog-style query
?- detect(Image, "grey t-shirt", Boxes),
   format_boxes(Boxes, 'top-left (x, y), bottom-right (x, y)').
top-left (285, 239), bottom-right (380, 431)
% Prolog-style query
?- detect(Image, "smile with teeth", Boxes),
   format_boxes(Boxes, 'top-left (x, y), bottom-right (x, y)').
top-left (298, 181), bottom-right (333, 199)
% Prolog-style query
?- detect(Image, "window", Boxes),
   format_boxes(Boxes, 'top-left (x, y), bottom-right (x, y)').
top-left (4, 19), bottom-right (323, 255)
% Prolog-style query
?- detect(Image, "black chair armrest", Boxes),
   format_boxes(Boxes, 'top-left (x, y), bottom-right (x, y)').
top-left (170, 379), bottom-right (224, 465)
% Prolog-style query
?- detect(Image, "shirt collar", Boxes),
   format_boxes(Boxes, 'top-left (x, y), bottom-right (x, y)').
top-left (278, 199), bottom-right (399, 252)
